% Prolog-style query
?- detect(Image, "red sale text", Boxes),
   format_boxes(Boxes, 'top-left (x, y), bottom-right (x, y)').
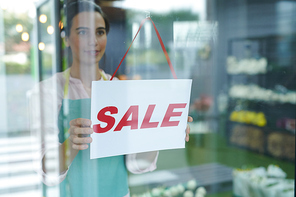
top-left (93, 103), bottom-right (187, 133)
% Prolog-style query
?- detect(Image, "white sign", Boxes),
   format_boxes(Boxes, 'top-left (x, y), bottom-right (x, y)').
top-left (90, 79), bottom-right (192, 159)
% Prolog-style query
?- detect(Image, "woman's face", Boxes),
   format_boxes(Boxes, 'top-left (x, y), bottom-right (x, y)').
top-left (66, 11), bottom-right (107, 66)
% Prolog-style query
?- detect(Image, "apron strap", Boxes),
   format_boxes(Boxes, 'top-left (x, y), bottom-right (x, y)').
top-left (110, 17), bottom-right (178, 80)
top-left (63, 68), bottom-right (108, 99)
top-left (63, 69), bottom-right (71, 99)
top-left (61, 68), bottom-right (108, 169)
top-left (99, 69), bottom-right (108, 81)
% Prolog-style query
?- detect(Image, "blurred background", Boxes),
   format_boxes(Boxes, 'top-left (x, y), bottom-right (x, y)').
top-left (0, 0), bottom-right (295, 196)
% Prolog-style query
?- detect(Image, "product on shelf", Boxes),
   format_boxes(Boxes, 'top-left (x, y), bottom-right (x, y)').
top-left (229, 84), bottom-right (296, 104)
top-left (267, 132), bottom-right (295, 160)
top-left (226, 56), bottom-right (267, 74)
top-left (276, 118), bottom-right (296, 133)
top-left (230, 110), bottom-right (267, 127)
top-left (230, 125), bottom-right (264, 153)
top-left (233, 165), bottom-right (294, 197)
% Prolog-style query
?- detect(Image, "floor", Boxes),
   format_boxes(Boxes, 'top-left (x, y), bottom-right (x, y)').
top-left (0, 132), bottom-right (294, 197)
top-left (129, 132), bottom-right (295, 196)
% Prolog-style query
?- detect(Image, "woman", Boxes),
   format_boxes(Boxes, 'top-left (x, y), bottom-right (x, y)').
top-left (31, 1), bottom-right (192, 196)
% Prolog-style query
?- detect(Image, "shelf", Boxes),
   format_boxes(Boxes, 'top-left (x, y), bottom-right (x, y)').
top-left (227, 103), bottom-right (295, 135)
top-left (227, 72), bottom-right (296, 91)
top-left (226, 122), bottom-right (295, 162)
top-left (227, 70), bottom-right (296, 77)
top-left (226, 34), bottom-right (296, 163)
top-left (228, 97), bottom-right (296, 106)
top-left (227, 121), bottom-right (295, 136)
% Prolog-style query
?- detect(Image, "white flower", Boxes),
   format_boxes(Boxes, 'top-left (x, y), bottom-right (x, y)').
top-left (151, 188), bottom-right (162, 197)
top-left (271, 93), bottom-right (280, 102)
top-left (176, 184), bottom-right (185, 193)
top-left (169, 186), bottom-right (179, 196)
top-left (183, 190), bottom-right (194, 197)
top-left (226, 56), bottom-right (267, 74)
top-left (141, 192), bottom-right (152, 197)
top-left (267, 165), bottom-right (286, 178)
top-left (196, 187), bottom-right (207, 196)
top-left (187, 179), bottom-right (198, 190)
top-left (287, 93), bottom-right (296, 104)
top-left (163, 189), bottom-right (172, 197)
top-left (195, 194), bottom-right (204, 197)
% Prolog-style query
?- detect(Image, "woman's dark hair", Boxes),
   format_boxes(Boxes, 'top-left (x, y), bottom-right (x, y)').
top-left (64, 1), bottom-right (110, 36)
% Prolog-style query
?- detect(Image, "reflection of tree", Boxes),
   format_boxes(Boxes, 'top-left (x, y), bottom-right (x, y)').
top-left (4, 11), bottom-right (33, 52)
top-left (3, 11), bottom-right (33, 74)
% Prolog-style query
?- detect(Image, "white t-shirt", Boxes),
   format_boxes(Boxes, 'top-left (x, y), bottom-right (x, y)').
top-left (27, 68), bottom-right (158, 187)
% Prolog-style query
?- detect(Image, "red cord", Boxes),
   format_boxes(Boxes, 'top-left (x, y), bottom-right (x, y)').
top-left (110, 17), bottom-right (177, 80)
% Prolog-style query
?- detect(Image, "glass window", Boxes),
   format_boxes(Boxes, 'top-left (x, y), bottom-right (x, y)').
top-left (0, 0), bottom-right (294, 197)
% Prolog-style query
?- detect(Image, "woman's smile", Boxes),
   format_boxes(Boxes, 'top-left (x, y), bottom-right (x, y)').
top-left (84, 49), bottom-right (100, 56)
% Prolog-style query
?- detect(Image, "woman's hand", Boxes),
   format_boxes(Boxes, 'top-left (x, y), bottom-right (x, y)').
top-left (69, 118), bottom-right (93, 150)
top-left (186, 116), bottom-right (193, 142)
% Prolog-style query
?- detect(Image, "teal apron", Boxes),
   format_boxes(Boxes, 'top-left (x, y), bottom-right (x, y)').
top-left (57, 70), bottom-right (129, 197)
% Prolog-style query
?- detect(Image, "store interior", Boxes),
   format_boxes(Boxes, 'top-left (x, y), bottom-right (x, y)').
top-left (128, 1), bottom-right (295, 196)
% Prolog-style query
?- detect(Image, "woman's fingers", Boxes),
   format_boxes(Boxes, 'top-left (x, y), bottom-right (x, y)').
top-left (72, 144), bottom-right (89, 150)
top-left (69, 126), bottom-right (93, 135)
top-left (185, 116), bottom-right (193, 142)
top-left (188, 116), bottom-right (193, 122)
top-left (69, 118), bottom-right (92, 127)
top-left (185, 124), bottom-right (190, 142)
top-left (69, 134), bottom-right (92, 144)
top-left (68, 118), bottom-right (93, 150)
top-left (69, 132), bottom-right (93, 150)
